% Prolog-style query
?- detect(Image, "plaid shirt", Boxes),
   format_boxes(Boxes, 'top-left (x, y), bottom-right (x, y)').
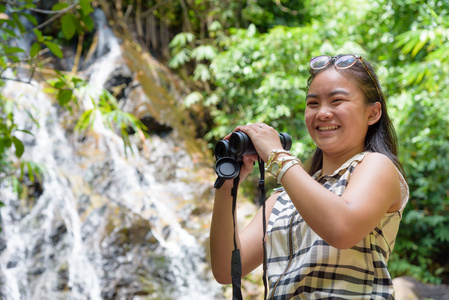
top-left (266, 152), bottom-right (409, 299)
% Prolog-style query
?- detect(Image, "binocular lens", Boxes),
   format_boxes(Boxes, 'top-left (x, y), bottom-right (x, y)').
top-left (279, 133), bottom-right (292, 151)
top-left (214, 140), bottom-right (231, 159)
top-left (215, 157), bottom-right (240, 179)
top-left (230, 131), bottom-right (256, 156)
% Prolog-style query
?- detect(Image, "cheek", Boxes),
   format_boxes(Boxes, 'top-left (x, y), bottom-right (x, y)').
top-left (304, 109), bottom-right (314, 130)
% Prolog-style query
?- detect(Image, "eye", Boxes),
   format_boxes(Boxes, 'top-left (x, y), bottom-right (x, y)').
top-left (306, 100), bottom-right (319, 107)
top-left (332, 99), bottom-right (344, 104)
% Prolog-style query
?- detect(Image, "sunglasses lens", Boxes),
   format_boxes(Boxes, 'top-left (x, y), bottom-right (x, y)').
top-left (335, 55), bottom-right (357, 69)
top-left (310, 56), bottom-right (331, 69)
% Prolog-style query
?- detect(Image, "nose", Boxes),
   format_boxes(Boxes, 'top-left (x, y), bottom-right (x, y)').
top-left (316, 104), bottom-right (333, 120)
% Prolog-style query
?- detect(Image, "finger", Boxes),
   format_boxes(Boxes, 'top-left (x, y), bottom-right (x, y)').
top-left (222, 133), bottom-right (232, 140)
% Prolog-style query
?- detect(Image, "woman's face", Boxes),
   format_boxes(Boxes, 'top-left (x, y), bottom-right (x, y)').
top-left (305, 68), bottom-right (375, 157)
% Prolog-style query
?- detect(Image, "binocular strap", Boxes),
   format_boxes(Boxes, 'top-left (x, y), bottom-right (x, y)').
top-left (231, 176), bottom-right (243, 300)
top-left (230, 158), bottom-right (268, 300)
top-left (259, 158), bottom-right (268, 300)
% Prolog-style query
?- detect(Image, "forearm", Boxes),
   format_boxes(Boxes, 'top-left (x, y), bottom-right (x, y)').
top-left (209, 180), bottom-right (241, 284)
top-left (279, 153), bottom-right (400, 249)
top-left (280, 165), bottom-right (349, 246)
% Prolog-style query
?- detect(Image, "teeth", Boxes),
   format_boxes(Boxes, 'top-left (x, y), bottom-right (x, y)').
top-left (318, 125), bottom-right (339, 131)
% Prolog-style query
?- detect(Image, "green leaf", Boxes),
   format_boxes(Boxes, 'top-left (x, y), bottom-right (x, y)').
top-left (0, 19), bottom-right (15, 28)
top-left (193, 64), bottom-right (211, 81)
top-left (6, 54), bottom-right (20, 63)
top-left (79, 0), bottom-right (94, 16)
top-left (3, 46), bottom-right (24, 54)
top-left (12, 136), bottom-right (24, 157)
top-left (23, 3), bottom-right (36, 10)
top-left (44, 41), bottom-right (63, 58)
top-left (61, 14), bottom-right (76, 40)
top-left (208, 20), bottom-right (222, 32)
top-left (168, 49), bottom-right (191, 68)
top-left (33, 29), bottom-right (44, 43)
top-left (52, 3), bottom-right (69, 10)
top-left (81, 14), bottom-right (94, 32)
top-left (1, 27), bottom-right (17, 38)
top-left (22, 13), bottom-right (37, 26)
top-left (191, 45), bottom-right (217, 61)
top-left (57, 89), bottom-right (73, 105)
top-left (75, 109), bottom-right (95, 131)
top-left (184, 91), bottom-right (203, 107)
top-left (436, 227), bottom-right (449, 242)
top-left (30, 42), bottom-right (41, 58)
top-left (169, 32), bottom-right (195, 48)
top-left (11, 13), bottom-right (25, 33)
top-left (3, 137), bottom-right (12, 148)
top-left (27, 162), bottom-right (35, 182)
top-left (17, 129), bottom-right (33, 135)
top-left (54, 80), bottom-right (66, 89)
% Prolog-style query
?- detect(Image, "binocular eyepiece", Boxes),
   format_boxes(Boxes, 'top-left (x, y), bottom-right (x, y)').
top-left (214, 131), bottom-right (292, 189)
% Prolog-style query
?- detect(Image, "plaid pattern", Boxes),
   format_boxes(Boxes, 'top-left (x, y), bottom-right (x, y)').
top-left (266, 152), bottom-right (409, 299)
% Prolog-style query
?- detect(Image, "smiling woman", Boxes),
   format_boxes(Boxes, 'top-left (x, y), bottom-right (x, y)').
top-left (305, 54), bottom-right (403, 176)
top-left (210, 54), bottom-right (409, 299)
top-left (305, 67), bottom-right (382, 170)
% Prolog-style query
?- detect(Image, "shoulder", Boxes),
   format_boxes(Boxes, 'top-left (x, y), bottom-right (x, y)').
top-left (353, 152), bottom-right (398, 179)
top-left (361, 151), bottom-right (394, 165)
top-left (352, 152), bottom-right (403, 211)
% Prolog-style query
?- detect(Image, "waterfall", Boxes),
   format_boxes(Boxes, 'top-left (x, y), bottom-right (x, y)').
top-left (0, 10), bottom-right (222, 300)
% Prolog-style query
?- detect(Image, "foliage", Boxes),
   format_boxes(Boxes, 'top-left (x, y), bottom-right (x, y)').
top-left (206, 1), bottom-right (383, 154)
top-left (42, 72), bottom-right (149, 157)
top-left (377, 0), bottom-right (449, 283)
top-left (208, 24), bottom-right (316, 155)
top-left (74, 86), bottom-right (149, 156)
top-left (390, 85), bottom-right (449, 283)
top-left (0, 84), bottom-right (30, 182)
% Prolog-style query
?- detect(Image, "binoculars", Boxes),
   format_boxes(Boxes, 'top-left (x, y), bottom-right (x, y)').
top-left (214, 131), bottom-right (292, 189)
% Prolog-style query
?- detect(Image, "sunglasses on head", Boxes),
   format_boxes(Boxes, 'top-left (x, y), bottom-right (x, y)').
top-left (309, 54), bottom-right (382, 102)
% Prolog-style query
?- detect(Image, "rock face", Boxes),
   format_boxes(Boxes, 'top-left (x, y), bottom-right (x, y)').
top-left (394, 276), bottom-right (449, 300)
top-left (0, 8), bottom-right (220, 299)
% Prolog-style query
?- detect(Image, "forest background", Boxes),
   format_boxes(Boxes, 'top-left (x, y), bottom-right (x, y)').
top-left (1, 0), bottom-right (448, 287)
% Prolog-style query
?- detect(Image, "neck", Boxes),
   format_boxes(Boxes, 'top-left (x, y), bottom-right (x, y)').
top-left (321, 148), bottom-right (364, 176)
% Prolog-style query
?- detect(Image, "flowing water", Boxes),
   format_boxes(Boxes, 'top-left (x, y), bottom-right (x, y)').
top-left (0, 9), bottom-right (222, 300)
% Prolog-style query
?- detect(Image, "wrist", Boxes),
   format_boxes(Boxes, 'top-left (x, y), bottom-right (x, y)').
top-left (266, 149), bottom-right (291, 165)
top-left (276, 159), bottom-right (302, 184)
top-left (265, 155), bottom-right (295, 178)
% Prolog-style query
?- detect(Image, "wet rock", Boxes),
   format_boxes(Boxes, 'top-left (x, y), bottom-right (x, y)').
top-left (394, 276), bottom-right (449, 300)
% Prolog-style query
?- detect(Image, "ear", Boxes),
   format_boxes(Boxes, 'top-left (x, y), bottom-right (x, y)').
top-left (367, 102), bottom-right (382, 125)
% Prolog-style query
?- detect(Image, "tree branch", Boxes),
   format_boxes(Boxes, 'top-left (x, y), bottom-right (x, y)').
top-left (274, 0), bottom-right (298, 15)
top-left (32, 1), bottom-right (79, 31)
top-left (142, 0), bottom-right (173, 18)
top-left (71, 32), bottom-right (84, 73)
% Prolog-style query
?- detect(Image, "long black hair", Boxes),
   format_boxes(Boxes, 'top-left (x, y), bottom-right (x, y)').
top-left (305, 55), bottom-right (405, 176)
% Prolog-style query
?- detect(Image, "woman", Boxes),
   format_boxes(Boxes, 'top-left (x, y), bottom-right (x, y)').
top-left (210, 54), bottom-right (409, 299)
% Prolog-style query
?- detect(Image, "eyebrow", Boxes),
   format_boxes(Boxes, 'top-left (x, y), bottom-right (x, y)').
top-left (306, 89), bottom-right (351, 99)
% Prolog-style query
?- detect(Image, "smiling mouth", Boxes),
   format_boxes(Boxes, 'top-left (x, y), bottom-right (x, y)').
top-left (317, 125), bottom-right (340, 132)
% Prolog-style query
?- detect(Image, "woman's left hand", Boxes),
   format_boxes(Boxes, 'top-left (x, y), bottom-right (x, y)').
top-left (234, 123), bottom-right (284, 162)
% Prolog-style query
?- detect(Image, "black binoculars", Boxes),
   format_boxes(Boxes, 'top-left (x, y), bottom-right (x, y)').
top-left (214, 131), bottom-right (292, 189)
